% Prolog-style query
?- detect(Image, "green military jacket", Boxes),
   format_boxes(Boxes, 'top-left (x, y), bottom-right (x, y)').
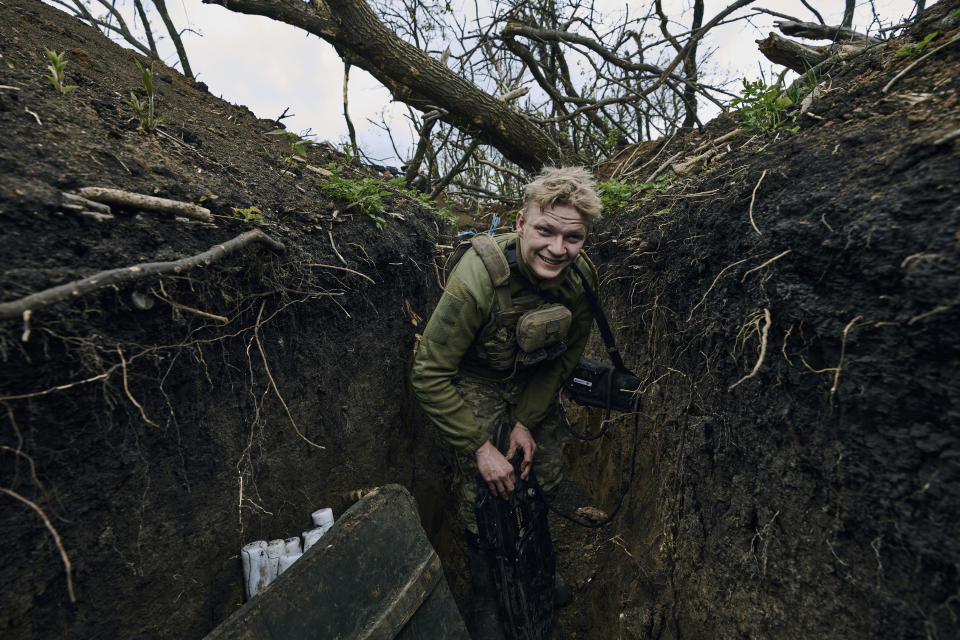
top-left (411, 232), bottom-right (596, 454)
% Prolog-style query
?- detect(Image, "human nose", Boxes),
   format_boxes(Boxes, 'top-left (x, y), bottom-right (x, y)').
top-left (546, 235), bottom-right (564, 255)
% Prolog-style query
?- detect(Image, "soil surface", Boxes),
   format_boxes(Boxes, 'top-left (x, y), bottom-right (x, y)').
top-left (2, 1), bottom-right (959, 639)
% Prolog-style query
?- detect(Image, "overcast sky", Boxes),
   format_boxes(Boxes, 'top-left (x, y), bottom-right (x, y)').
top-left (144, 0), bottom-right (917, 166)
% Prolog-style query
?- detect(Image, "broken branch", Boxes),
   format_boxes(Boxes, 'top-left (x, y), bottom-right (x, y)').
top-left (76, 187), bottom-right (213, 222)
top-left (0, 230), bottom-right (285, 321)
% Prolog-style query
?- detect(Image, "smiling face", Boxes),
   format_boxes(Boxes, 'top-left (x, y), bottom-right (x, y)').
top-left (516, 203), bottom-right (588, 280)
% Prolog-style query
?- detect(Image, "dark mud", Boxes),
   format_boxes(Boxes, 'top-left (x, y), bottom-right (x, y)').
top-left (1, 1), bottom-right (959, 639)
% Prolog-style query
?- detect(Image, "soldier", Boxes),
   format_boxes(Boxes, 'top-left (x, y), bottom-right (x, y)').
top-left (411, 166), bottom-right (602, 639)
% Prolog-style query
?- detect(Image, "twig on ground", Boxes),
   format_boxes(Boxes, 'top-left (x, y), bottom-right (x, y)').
top-left (25, 108), bottom-right (42, 125)
top-left (933, 128), bottom-right (960, 145)
top-left (883, 33), bottom-right (960, 93)
top-left (0, 229), bottom-right (284, 321)
top-left (152, 285), bottom-right (229, 323)
top-left (0, 487), bottom-right (75, 602)
top-left (76, 187), bottom-right (213, 222)
top-left (748, 169), bottom-right (768, 235)
top-left (253, 301), bottom-right (324, 450)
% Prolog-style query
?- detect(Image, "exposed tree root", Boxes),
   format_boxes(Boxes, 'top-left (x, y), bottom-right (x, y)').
top-left (687, 257), bottom-right (750, 322)
top-left (0, 229), bottom-right (285, 322)
top-left (0, 487), bottom-right (75, 602)
top-left (306, 263), bottom-right (376, 284)
top-left (748, 169), bottom-right (768, 235)
top-left (741, 249), bottom-right (792, 282)
top-left (729, 308), bottom-right (772, 391)
top-left (117, 345), bottom-right (159, 428)
top-left (252, 301), bottom-right (324, 450)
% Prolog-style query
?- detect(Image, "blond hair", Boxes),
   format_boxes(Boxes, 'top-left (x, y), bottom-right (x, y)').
top-left (523, 166), bottom-right (603, 221)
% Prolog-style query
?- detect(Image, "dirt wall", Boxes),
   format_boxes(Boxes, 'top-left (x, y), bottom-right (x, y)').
top-left (570, 26), bottom-right (960, 638)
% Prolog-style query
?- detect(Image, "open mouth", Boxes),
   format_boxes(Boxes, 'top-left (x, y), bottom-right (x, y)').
top-left (538, 254), bottom-right (566, 267)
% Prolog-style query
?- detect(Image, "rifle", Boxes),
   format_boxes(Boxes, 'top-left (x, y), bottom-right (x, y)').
top-left (474, 420), bottom-right (556, 640)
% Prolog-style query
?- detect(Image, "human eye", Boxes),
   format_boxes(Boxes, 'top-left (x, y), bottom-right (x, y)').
top-left (536, 225), bottom-right (551, 236)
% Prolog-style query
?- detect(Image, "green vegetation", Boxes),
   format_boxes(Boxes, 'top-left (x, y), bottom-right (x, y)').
top-left (596, 175), bottom-right (671, 211)
top-left (322, 164), bottom-right (389, 229)
top-left (128, 60), bottom-right (164, 132)
top-left (43, 48), bottom-right (78, 95)
top-left (387, 177), bottom-right (457, 225)
top-left (230, 206), bottom-right (264, 224)
top-left (730, 77), bottom-right (793, 134)
top-left (894, 32), bottom-right (938, 58)
top-left (266, 129), bottom-right (314, 164)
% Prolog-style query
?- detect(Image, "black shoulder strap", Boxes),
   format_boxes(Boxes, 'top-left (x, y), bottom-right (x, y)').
top-left (569, 261), bottom-right (631, 373)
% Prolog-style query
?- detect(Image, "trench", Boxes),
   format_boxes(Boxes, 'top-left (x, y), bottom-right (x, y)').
top-left (2, 1), bottom-right (959, 638)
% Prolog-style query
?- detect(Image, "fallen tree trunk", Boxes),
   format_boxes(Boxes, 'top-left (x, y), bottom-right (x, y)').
top-left (757, 32), bottom-right (832, 73)
top-left (0, 229), bottom-right (284, 321)
top-left (775, 20), bottom-right (881, 44)
top-left (203, 0), bottom-right (560, 171)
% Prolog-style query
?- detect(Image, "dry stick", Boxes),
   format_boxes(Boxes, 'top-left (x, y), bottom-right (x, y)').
top-left (623, 130), bottom-right (678, 180)
top-left (0, 229), bottom-right (285, 321)
top-left (152, 288), bottom-right (229, 323)
top-left (748, 169), bottom-right (768, 235)
top-left (76, 187), bottom-right (213, 222)
top-left (933, 128), bottom-right (960, 145)
top-left (117, 345), bottom-right (159, 428)
top-left (0, 487), bottom-right (76, 602)
top-left (253, 301), bottom-right (325, 450)
top-left (729, 308), bottom-right (772, 391)
top-left (305, 263), bottom-right (375, 284)
top-left (829, 315), bottom-right (863, 408)
top-left (883, 33), bottom-right (960, 93)
top-left (687, 258), bottom-right (750, 322)
top-left (741, 249), bottom-right (792, 282)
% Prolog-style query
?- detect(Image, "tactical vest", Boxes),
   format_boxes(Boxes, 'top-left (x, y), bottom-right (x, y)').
top-left (451, 234), bottom-right (588, 374)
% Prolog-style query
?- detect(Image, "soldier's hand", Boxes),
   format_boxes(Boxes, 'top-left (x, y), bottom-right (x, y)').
top-left (476, 440), bottom-right (515, 498)
top-left (505, 422), bottom-right (536, 482)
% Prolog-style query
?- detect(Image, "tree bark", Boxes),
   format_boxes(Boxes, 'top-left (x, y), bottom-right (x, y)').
top-left (757, 33), bottom-right (832, 73)
top-left (203, 0), bottom-right (560, 171)
top-left (776, 20), bottom-right (880, 44)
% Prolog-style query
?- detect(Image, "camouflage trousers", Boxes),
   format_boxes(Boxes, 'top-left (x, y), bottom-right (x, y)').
top-left (452, 374), bottom-right (568, 535)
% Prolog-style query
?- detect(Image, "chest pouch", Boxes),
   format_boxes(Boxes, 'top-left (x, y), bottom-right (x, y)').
top-left (516, 304), bottom-right (571, 366)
